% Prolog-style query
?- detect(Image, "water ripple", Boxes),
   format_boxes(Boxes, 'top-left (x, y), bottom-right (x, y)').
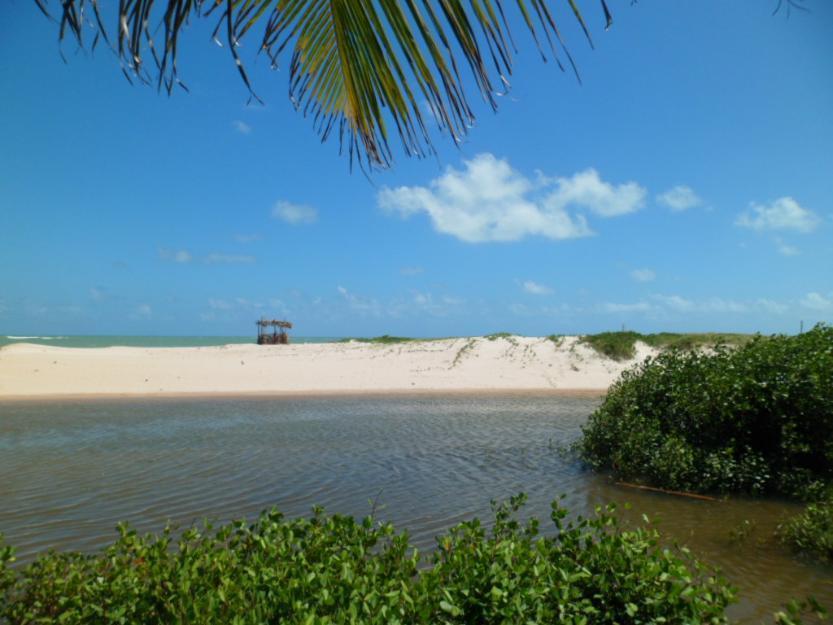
top-left (1, 395), bottom-right (830, 623)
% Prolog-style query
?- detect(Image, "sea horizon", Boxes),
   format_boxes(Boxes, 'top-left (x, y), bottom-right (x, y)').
top-left (0, 335), bottom-right (342, 348)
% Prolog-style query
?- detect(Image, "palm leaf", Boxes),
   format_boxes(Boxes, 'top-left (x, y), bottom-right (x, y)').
top-left (38, 0), bottom-right (614, 169)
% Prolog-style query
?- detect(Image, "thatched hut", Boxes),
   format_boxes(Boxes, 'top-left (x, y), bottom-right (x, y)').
top-left (256, 318), bottom-right (293, 345)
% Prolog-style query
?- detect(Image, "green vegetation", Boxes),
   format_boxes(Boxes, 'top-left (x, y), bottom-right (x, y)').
top-left (778, 499), bottom-right (833, 565)
top-left (641, 332), bottom-right (753, 350)
top-left (340, 335), bottom-right (418, 344)
top-left (580, 325), bottom-right (833, 498)
top-left (0, 496), bottom-right (737, 624)
top-left (579, 331), bottom-right (645, 361)
top-left (484, 332), bottom-right (513, 341)
top-left (546, 334), bottom-right (565, 346)
top-left (450, 339), bottom-right (476, 368)
top-left (578, 331), bottom-right (752, 361)
top-left (579, 325), bottom-right (833, 565)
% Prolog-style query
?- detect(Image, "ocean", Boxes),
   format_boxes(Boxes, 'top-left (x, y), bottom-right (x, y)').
top-left (0, 335), bottom-right (340, 348)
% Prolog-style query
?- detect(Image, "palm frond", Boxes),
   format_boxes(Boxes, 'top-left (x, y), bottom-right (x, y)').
top-left (39, 0), bottom-right (614, 169)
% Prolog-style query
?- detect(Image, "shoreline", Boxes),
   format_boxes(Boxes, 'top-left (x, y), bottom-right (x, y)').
top-left (0, 336), bottom-right (652, 400)
top-left (0, 387), bottom-right (607, 403)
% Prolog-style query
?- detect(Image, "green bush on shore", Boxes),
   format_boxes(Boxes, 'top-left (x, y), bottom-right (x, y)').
top-left (339, 335), bottom-right (417, 344)
top-left (580, 325), bottom-right (833, 498)
top-left (579, 331), bottom-right (751, 361)
top-left (777, 499), bottom-right (833, 564)
top-left (0, 495), bottom-right (736, 624)
top-left (579, 325), bottom-right (833, 563)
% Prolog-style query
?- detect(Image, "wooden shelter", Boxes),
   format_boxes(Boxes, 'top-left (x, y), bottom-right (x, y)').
top-left (256, 318), bottom-right (293, 345)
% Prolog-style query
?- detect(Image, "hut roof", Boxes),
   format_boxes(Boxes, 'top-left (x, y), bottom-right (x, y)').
top-left (256, 319), bottom-right (293, 329)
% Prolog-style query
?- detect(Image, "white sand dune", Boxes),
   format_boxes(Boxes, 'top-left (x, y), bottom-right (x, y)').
top-left (0, 336), bottom-right (657, 399)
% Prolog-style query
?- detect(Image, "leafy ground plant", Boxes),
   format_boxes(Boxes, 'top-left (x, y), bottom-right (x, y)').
top-left (777, 499), bottom-right (833, 564)
top-left (579, 325), bottom-right (833, 564)
top-left (580, 324), bottom-right (833, 498)
top-left (0, 495), bottom-right (736, 624)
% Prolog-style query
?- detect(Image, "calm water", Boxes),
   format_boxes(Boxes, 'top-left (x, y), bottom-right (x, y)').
top-left (0, 335), bottom-right (339, 348)
top-left (0, 395), bottom-right (830, 622)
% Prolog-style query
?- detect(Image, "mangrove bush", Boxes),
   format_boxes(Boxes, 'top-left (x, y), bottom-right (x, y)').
top-left (580, 325), bottom-right (833, 498)
top-left (778, 498), bottom-right (833, 565)
top-left (0, 496), bottom-right (736, 624)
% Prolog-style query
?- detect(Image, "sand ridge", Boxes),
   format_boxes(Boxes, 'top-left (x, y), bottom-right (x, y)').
top-left (0, 336), bottom-right (657, 398)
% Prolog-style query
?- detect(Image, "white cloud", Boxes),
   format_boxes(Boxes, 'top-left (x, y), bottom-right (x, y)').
top-left (699, 298), bottom-right (749, 314)
top-left (736, 197), bottom-right (820, 233)
top-left (235, 297), bottom-right (264, 309)
top-left (378, 153), bottom-right (644, 243)
top-left (89, 287), bottom-right (105, 302)
top-left (543, 294), bottom-right (795, 318)
top-left (208, 298), bottom-right (233, 310)
top-left (522, 280), bottom-right (553, 295)
top-left (407, 292), bottom-right (464, 317)
top-left (652, 294), bottom-right (695, 312)
top-left (206, 297), bottom-right (270, 314)
top-left (657, 185), bottom-right (702, 212)
top-left (205, 253), bottom-right (256, 264)
top-left (421, 99), bottom-right (436, 119)
top-left (135, 304), bottom-right (152, 318)
top-left (273, 200), bottom-right (318, 225)
top-left (159, 248), bottom-right (192, 263)
top-left (269, 298), bottom-right (290, 316)
top-left (652, 294), bottom-right (783, 315)
top-left (232, 120), bottom-right (252, 135)
top-left (757, 298), bottom-right (789, 314)
top-left (334, 286), bottom-right (464, 319)
top-left (630, 268), bottom-right (656, 283)
top-left (601, 301), bottom-right (654, 313)
top-left (400, 266), bottom-right (424, 276)
top-left (774, 237), bottom-right (800, 256)
top-left (509, 302), bottom-right (573, 317)
top-left (546, 168), bottom-right (646, 218)
top-left (800, 292), bottom-right (833, 311)
top-left (337, 286), bottom-right (381, 317)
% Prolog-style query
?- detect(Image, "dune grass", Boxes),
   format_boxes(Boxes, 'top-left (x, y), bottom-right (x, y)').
top-left (339, 335), bottom-right (418, 344)
top-left (337, 332), bottom-right (752, 358)
top-left (579, 331), bottom-right (752, 361)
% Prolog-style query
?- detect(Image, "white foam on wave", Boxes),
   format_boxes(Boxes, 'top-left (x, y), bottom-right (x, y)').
top-left (5, 336), bottom-right (67, 340)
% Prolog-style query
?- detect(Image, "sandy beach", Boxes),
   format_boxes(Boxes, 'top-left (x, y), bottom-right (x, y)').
top-left (0, 336), bottom-right (656, 399)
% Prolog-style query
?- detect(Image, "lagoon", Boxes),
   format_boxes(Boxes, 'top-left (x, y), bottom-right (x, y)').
top-left (0, 394), bottom-right (829, 623)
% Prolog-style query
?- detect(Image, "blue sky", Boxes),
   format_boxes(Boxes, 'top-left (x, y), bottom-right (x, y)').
top-left (1, 2), bottom-right (832, 337)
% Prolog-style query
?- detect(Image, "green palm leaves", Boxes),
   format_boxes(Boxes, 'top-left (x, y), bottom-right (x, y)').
top-left (39, 0), bottom-right (613, 168)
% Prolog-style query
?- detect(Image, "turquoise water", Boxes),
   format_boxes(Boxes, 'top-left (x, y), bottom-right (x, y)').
top-left (0, 335), bottom-right (339, 348)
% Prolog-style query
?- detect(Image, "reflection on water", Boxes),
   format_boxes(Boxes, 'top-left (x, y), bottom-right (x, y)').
top-left (1, 395), bottom-right (830, 622)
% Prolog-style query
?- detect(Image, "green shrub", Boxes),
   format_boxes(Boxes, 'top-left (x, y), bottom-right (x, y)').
top-left (580, 325), bottom-right (833, 498)
top-left (341, 335), bottom-right (416, 344)
top-left (778, 498), bottom-right (833, 564)
top-left (0, 496), bottom-right (736, 624)
top-left (579, 331), bottom-right (751, 361)
top-left (580, 331), bottom-right (644, 360)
